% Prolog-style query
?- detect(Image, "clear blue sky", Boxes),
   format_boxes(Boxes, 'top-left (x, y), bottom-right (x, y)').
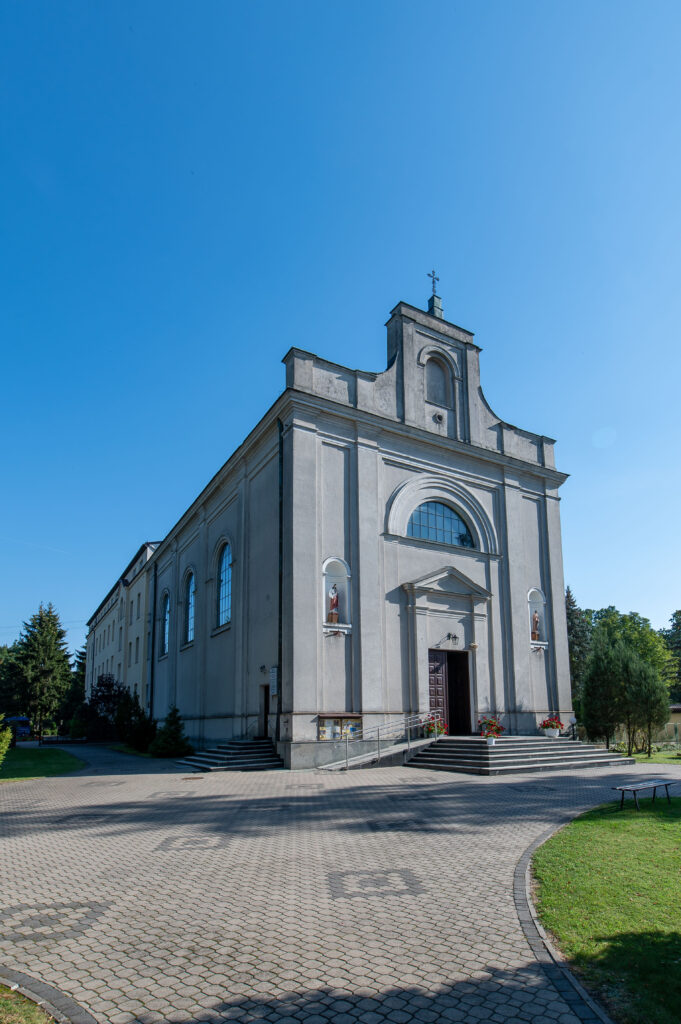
top-left (1, 1), bottom-right (679, 655)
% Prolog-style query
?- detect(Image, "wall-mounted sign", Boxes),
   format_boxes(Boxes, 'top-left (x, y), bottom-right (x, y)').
top-left (269, 665), bottom-right (279, 697)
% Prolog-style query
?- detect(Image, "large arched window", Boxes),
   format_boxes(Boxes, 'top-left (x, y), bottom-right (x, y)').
top-left (217, 543), bottom-right (232, 627)
top-left (407, 501), bottom-right (475, 548)
top-left (184, 572), bottom-right (195, 644)
top-left (160, 593), bottom-right (170, 656)
top-left (426, 357), bottom-right (450, 406)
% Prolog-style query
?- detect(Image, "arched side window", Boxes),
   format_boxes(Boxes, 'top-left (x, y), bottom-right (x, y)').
top-left (323, 557), bottom-right (351, 628)
top-left (184, 572), bottom-right (195, 645)
top-left (407, 501), bottom-right (475, 548)
top-left (160, 593), bottom-right (170, 657)
top-left (426, 357), bottom-right (450, 407)
top-left (217, 543), bottom-right (232, 627)
top-left (529, 588), bottom-right (547, 643)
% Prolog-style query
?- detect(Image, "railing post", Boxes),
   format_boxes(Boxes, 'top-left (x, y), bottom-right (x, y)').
top-left (345, 732), bottom-right (349, 770)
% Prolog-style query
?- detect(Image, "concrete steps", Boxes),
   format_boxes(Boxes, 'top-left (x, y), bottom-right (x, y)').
top-left (407, 735), bottom-right (635, 776)
top-left (177, 739), bottom-right (284, 772)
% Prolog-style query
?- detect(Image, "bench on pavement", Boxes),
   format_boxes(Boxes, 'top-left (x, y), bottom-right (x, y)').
top-left (613, 779), bottom-right (677, 810)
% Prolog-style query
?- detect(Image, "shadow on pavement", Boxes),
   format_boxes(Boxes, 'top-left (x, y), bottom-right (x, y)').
top-left (126, 963), bottom-right (591, 1024)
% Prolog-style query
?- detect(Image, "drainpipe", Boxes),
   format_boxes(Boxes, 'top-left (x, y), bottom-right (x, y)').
top-left (276, 418), bottom-right (284, 741)
top-left (148, 562), bottom-right (158, 718)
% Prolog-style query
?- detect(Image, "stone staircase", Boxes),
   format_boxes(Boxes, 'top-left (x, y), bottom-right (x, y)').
top-left (177, 738), bottom-right (284, 772)
top-left (407, 735), bottom-right (635, 776)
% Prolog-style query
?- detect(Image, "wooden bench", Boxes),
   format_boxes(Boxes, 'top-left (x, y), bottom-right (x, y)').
top-left (613, 779), bottom-right (677, 810)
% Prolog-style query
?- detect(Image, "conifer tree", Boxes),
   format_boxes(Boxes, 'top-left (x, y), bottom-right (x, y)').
top-left (149, 705), bottom-right (193, 758)
top-left (57, 646), bottom-right (87, 734)
top-left (582, 633), bottom-right (623, 749)
top-left (565, 587), bottom-right (593, 713)
top-left (0, 643), bottom-right (23, 717)
top-left (15, 604), bottom-right (71, 740)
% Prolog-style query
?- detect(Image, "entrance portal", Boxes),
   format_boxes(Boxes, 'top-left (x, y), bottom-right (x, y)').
top-left (428, 649), bottom-right (472, 734)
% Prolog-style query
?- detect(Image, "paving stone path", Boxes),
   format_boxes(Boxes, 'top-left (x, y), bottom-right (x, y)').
top-left (1, 745), bottom-right (677, 1024)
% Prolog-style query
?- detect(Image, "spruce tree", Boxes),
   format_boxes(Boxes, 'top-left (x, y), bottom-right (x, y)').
top-left (582, 633), bottom-right (623, 748)
top-left (565, 587), bottom-right (593, 713)
top-left (149, 705), bottom-right (193, 758)
top-left (15, 604), bottom-right (72, 740)
top-left (57, 646), bottom-right (87, 734)
top-left (0, 643), bottom-right (23, 717)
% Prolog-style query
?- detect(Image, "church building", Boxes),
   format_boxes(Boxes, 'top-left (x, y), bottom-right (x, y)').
top-left (85, 290), bottom-right (572, 768)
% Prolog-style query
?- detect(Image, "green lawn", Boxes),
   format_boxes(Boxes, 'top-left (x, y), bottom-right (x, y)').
top-left (0, 985), bottom-right (54, 1022)
top-left (0, 747), bottom-right (84, 782)
top-left (630, 749), bottom-right (681, 765)
top-left (532, 799), bottom-right (681, 1024)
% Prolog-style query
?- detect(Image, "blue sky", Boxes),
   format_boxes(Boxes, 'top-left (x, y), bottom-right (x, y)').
top-left (1, 0), bottom-right (679, 654)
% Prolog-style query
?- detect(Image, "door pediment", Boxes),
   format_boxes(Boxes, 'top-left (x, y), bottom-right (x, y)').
top-left (402, 566), bottom-right (491, 600)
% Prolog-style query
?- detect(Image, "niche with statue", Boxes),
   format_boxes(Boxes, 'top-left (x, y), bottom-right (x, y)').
top-left (323, 557), bottom-right (351, 629)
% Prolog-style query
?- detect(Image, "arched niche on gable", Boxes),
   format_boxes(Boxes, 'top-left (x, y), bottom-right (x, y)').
top-left (386, 475), bottom-right (498, 556)
top-left (417, 344), bottom-right (466, 441)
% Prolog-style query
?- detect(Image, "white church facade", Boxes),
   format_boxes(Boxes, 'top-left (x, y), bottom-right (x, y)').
top-left (86, 294), bottom-right (572, 768)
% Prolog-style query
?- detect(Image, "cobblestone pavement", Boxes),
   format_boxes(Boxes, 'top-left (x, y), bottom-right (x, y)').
top-left (1, 746), bottom-right (678, 1024)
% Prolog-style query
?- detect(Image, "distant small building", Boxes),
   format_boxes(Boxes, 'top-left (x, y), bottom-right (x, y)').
top-left (85, 292), bottom-right (573, 767)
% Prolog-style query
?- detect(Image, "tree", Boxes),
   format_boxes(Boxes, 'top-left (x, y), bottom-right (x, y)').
top-left (15, 604), bottom-right (71, 740)
top-left (593, 607), bottom-right (676, 689)
top-left (56, 646), bottom-right (87, 734)
top-left (89, 674), bottom-right (128, 725)
top-left (636, 662), bottom-right (669, 757)
top-left (149, 705), bottom-right (193, 758)
top-left (565, 587), bottom-right (593, 713)
top-left (582, 633), bottom-right (623, 748)
top-left (660, 611), bottom-right (681, 702)
top-left (0, 643), bottom-right (23, 717)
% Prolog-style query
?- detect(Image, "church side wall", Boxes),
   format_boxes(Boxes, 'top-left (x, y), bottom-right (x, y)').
top-left (150, 430), bottom-right (280, 747)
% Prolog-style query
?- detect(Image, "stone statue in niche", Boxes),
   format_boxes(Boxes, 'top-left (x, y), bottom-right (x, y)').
top-left (328, 584), bottom-right (340, 624)
top-left (531, 610), bottom-right (540, 642)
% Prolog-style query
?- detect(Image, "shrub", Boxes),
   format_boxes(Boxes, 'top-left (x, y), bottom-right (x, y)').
top-left (0, 715), bottom-right (11, 769)
top-left (149, 705), bottom-right (193, 758)
top-left (127, 704), bottom-right (157, 752)
top-left (69, 706), bottom-right (89, 740)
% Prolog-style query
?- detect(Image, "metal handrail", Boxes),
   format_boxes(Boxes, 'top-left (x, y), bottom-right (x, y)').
top-left (325, 711), bottom-right (446, 770)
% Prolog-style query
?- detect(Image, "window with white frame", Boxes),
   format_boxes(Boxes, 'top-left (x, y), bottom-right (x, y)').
top-left (323, 557), bottom-right (351, 628)
top-left (407, 501), bottom-right (475, 548)
top-left (216, 544), bottom-right (232, 627)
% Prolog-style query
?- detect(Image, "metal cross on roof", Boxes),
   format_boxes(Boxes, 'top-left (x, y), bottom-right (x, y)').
top-left (427, 268), bottom-right (439, 296)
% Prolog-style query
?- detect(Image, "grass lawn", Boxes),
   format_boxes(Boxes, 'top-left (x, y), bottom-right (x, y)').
top-left (532, 798), bottom-right (681, 1024)
top-left (107, 743), bottom-right (152, 758)
top-left (0, 985), bottom-right (54, 1022)
top-left (630, 749), bottom-right (681, 765)
top-left (0, 747), bottom-right (84, 782)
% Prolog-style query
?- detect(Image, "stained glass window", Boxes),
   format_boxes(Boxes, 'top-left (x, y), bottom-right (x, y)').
top-left (407, 501), bottom-right (474, 548)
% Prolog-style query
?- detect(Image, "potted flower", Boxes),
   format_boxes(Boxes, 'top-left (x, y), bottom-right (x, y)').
top-left (478, 715), bottom-right (504, 745)
top-left (424, 714), bottom-right (447, 736)
top-left (539, 715), bottom-right (564, 738)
